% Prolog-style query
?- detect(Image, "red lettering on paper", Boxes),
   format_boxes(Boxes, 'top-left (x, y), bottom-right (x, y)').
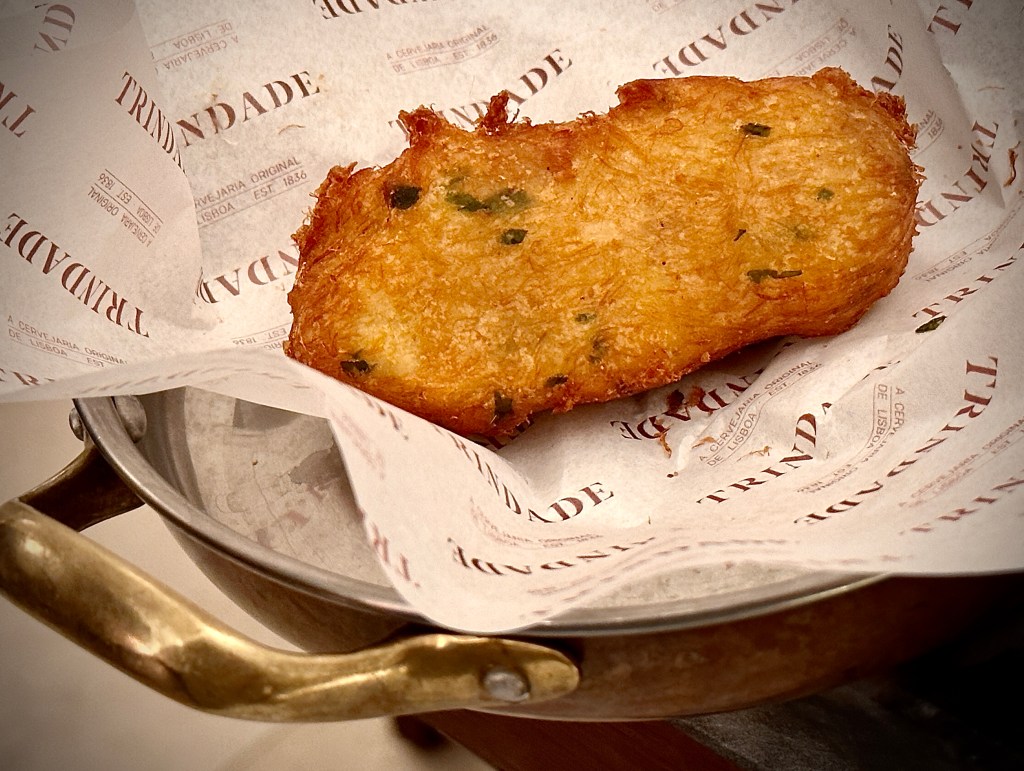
top-left (3, 213), bottom-right (149, 338)
top-left (447, 536), bottom-right (656, 577)
top-left (908, 473), bottom-right (1023, 534)
top-left (316, 0), bottom-right (442, 20)
top-left (0, 80), bottom-right (35, 139)
top-left (196, 248), bottom-right (299, 303)
top-left (388, 50), bottom-right (573, 139)
top-left (698, 410), bottom-right (821, 504)
top-left (34, 4), bottom-right (75, 52)
top-left (0, 366), bottom-right (55, 387)
top-left (927, 0), bottom-right (974, 36)
top-left (176, 72), bottom-right (320, 147)
top-left (870, 25), bottom-right (904, 93)
top-left (612, 371), bottom-right (760, 442)
top-left (912, 249), bottom-right (1017, 325)
top-left (915, 120), bottom-right (998, 227)
top-left (115, 72), bottom-right (182, 170)
top-left (798, 357), bottom-right (998, 525)
top-left (652, 0), bottom-right (801, 75)
top-left (368, 522), bottom-right (417, 585)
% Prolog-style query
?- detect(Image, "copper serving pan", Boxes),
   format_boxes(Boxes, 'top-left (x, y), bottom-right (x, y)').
top-left (0, 388), bottom-right (1014, 721)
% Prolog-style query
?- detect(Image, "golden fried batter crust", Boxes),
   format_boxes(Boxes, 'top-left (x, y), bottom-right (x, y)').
top-left (286, 68), bottom-right (920, 437)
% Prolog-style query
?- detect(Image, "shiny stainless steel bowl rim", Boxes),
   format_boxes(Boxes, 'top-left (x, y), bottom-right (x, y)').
top-left (74, 393), bottom-right (887, 638)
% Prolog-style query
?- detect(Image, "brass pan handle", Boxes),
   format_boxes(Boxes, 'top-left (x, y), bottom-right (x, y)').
top-left (0, 439), bottom-right (579, 721)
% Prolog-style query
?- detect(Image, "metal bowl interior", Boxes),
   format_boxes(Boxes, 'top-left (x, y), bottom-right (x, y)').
top-left (76, 387), bottom-right (881, 638)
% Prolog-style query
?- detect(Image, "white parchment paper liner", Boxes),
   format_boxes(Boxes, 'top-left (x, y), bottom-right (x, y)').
top-left (2, 0), bottom-right (1022, 632)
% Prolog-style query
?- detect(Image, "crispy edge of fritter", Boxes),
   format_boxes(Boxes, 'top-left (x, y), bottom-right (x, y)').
top-left (286, 68), bottom-right (921, 437)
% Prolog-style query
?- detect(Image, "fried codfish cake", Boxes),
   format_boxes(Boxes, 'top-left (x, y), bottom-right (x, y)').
top-left (286, 67), bottom-right (920, 437)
